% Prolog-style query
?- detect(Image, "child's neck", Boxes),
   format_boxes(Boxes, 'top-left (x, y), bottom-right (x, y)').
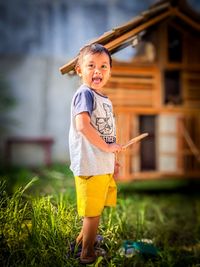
top-left (83, 83), bottom-right (106, 97)
top-left (91, 88), bottom-right (107, 97)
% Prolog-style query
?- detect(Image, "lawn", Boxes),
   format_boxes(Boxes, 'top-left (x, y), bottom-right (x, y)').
top-left (0, 164), bottom-right (200, 267)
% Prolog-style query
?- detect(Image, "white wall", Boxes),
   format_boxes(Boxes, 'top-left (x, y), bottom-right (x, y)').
top-left (158, 114), bottom-right (179, 173)
top-left (0, 0), bottom-right (159, 166)
top-left (0, 56), bottom-right (78, 166)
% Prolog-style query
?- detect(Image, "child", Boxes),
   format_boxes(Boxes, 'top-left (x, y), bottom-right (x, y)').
top-left (69, 43), bottom-right (122, 264)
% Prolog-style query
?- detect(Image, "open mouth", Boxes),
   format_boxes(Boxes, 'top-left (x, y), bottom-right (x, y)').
top-left (92, 77), bottom-right (102, 84)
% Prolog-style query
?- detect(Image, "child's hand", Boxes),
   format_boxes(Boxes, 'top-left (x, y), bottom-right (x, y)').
top-left (113, 161), bottom-right (120, 179)
top-left (107, 143), bottom-right (122, 153)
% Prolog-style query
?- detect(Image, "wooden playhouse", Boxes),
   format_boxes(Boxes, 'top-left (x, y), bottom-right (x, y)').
top-left (60, 0), bottom-right (200, 181)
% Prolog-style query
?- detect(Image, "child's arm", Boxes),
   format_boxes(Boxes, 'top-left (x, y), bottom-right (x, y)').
top-left (75, 112), bottom-right (122, 153)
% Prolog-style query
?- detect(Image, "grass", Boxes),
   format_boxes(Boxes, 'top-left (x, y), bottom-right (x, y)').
top-left (0, 164), bottom-right (200, 266)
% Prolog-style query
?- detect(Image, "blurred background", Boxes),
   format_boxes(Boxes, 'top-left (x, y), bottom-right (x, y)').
top-left (1, 2), bottom-right (200, 266)
top-left (0, 0), bottom-right (200, 181)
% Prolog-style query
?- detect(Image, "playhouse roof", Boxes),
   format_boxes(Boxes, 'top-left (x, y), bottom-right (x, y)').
top-left (60, 0), bottom-right (200, 74)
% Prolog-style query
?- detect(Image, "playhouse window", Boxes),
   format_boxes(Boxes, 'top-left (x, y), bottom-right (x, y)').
top-left (164, 70), bottom-right (182, 105)
top-left (167, 25), bottom-right (182, 62)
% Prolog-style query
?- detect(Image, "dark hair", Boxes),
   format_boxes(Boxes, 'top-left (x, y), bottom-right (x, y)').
top-left (75, 43), bottom-right (112, 68)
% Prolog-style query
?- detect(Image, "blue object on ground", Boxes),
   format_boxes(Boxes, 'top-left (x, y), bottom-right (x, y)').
top-left (133, 241), bottom-right (158, 256)
top-left (121, 240), bottom-right (158, 257)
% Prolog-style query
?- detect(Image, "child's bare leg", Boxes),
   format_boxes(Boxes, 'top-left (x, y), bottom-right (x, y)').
top-left (76, 228), bottom-right (83, 244)
top-left (81, 216), bottom-right (100, 259)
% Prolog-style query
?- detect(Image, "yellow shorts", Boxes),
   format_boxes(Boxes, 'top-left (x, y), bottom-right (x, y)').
top-left (74, 174), bottom-right (117, 217)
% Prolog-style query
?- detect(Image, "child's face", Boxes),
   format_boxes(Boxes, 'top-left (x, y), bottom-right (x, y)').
top-left (76, 52), bottom-right (111, 91)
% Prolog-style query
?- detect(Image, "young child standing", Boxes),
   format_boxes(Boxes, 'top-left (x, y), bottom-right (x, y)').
top-left (69, 43), bottom-right (122, 264)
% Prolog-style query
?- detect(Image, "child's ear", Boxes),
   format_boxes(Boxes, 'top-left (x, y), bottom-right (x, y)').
top-left (75, 65), bottom-right (82, 77)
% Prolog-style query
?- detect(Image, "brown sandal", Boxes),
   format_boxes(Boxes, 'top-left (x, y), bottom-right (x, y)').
top-left (79, 254), bottom-right (97, 264)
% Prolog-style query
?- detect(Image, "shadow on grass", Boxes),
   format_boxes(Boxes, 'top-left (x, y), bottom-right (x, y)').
top-left (0, 163), bottom-right (74, 196)
top-left (118, 178), bottom-right (200, 195)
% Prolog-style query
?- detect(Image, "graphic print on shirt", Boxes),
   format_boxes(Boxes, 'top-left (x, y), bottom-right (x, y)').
top-left (96, 103), bottom-right (116, 144)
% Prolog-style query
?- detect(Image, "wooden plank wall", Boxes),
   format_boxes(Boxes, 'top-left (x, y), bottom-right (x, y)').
top-left (178, 114), bottom-right (200, 175)
top-left (104, 64), bottom-right (200, 180)
top-left (105, 65), bottom-right (159, 108)
top-left (104, 65), bottom-right (159, 180)
top-left (182, 72), bottom-right (200, 108)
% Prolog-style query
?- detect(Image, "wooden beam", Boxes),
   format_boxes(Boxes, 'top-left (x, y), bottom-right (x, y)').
top-left (60, 7), bottom-right (200, 75)
top-left (114, 106), bottom-right (200, 115)
top-left (173, 8), bottom-right (200, 31)
top-left (104, 10), bottom-right (172, 52)
top-left (59, 57), bottom-right (78, 75)
top-left (60, 10), bottom-right (172, 75)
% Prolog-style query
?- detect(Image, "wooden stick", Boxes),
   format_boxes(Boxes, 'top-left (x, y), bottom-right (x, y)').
top-left (122, 133), bottom-right (149, 149)
top-left (180, 123), bottom-right (200, 162)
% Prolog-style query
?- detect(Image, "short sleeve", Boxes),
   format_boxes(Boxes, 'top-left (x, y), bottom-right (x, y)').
top-left (73, 87), bottom-right (94, 117)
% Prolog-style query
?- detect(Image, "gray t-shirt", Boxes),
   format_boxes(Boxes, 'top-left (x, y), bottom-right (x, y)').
top-left (69, 84), bottom-right (116, 176)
